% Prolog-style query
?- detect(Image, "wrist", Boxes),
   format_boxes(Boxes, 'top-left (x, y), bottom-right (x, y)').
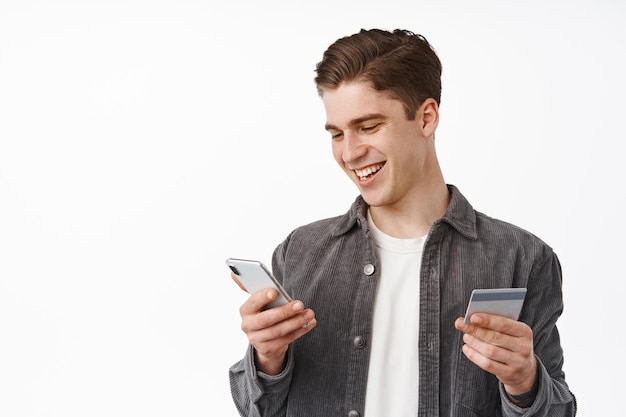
top-left (255, 348), bottom-right (288, 376)
top-left (505, 367), bottom-right (540, 408)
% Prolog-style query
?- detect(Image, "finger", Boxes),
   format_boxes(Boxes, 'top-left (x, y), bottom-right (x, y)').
top-left (457, 316), bottom-right (536, 386)
top-left (242, 296), bottom-right (307, 331)
top-left (251, 311), bottom-right (317, 350)
top-left (468, 313), bottom-right (528, 337)
top-left (462, 331), bottom-right (512, 363)
top-left (464, 325), bottom-right (515, 352)
top-left (240, 288), bottom-right (289, 315)
top-left (461, 325), bottom-right (533, 370)
top-left (231, 273), bottom-right (248, 292)
top-left (462, 335), bottom-right (536, 387)
top-left (248, 311), bottom-right (317, 360)
top-left (252, 305), bottom-right (311, 335)
top-left (456, 315), bottom-right (527, 354)
top-left (461, 341), bottom-right (510, 376)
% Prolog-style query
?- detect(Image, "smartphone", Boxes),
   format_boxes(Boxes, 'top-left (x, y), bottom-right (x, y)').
top-left (226, 258), bottom-right (293, 310)
top-left (463, 288), bottom-right (527, 324)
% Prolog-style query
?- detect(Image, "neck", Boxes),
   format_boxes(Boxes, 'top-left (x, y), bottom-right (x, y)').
top-left (369, 180), bottom-right (449, 239)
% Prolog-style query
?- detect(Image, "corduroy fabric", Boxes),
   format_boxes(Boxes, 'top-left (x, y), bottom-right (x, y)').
top-left (229, 185), bottom-right (576, 417)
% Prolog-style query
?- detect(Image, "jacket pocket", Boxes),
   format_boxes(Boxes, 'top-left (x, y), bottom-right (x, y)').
top-left (452, 354), bottom-right (501, 417)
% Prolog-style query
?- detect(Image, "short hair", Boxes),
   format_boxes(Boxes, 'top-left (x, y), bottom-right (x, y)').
top-left (314, 29), bottom-right (442, 120)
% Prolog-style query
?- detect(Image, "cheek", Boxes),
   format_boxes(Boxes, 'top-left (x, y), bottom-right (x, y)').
top-left (331, 142), bottom-right (344, 165)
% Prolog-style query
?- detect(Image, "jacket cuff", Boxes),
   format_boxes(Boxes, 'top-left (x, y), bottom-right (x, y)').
top-left (500, 357), bottom-right (548, 416)
top-left (246, 344), bottom-right (294, 395)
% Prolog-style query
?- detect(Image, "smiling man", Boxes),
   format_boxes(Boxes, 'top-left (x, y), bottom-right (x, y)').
top-left (229, 29), bottom-right (577, 417)
top-left (323, 82), bottom-right (448, 238)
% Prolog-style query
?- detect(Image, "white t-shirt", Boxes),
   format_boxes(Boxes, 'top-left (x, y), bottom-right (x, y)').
top-left (363, 210), bottom-right (426, 417)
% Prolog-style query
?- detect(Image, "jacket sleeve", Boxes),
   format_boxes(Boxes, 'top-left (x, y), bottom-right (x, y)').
top-left (229, 344), bottom-right (294, 417)
top-left (500, 251), bottom-right (577, 417)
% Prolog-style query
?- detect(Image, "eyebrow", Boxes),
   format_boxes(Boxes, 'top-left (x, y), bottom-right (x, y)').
top-left (325, 113), bottom-right (386, 131)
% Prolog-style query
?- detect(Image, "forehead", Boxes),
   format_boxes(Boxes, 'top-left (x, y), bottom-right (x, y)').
top-left (322, 82), bottom-right (402, 127)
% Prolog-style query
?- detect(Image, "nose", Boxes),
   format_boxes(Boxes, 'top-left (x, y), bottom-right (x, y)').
top-left (340, 131), bottom-right (367, 164)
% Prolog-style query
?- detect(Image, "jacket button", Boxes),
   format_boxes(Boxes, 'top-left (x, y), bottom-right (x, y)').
top-left (353, 336), bottom-right (366, 349)
top-left (363, 264), bottom-right (375, 276)
top-left (348, 410), bottom-right (360, 417)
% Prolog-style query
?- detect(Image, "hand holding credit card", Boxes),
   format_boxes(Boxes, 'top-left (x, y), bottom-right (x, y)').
top-left (463, 288), bottom-right (527, 325)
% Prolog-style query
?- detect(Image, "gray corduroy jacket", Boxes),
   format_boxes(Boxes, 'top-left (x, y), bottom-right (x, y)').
top-left (229, 185), bottom-right (577, 417)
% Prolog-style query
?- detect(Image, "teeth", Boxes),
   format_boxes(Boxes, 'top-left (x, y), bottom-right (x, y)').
top-left (356, 163), bottom-right (383, 180)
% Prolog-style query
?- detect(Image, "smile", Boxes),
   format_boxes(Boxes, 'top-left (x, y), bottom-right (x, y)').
top-left (355, 163), bottom-right (384, 181)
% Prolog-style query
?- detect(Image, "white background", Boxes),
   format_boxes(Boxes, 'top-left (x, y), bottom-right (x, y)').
top-left (1, 1), bottom-right (624, 415)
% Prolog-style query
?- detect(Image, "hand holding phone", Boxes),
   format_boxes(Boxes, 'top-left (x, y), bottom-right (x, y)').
top-left (226, 258), bottom-right (293, 310)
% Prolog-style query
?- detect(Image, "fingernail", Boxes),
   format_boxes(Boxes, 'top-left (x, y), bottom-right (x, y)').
top-left (292, 301), bottom-right (304, 311)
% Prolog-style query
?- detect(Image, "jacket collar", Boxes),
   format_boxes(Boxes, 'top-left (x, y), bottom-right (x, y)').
top-left (331, 184), bottom-right (478, 240)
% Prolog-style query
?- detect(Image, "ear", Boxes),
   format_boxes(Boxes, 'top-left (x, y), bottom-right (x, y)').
top-left (419, 98), bottom-right (439, 138)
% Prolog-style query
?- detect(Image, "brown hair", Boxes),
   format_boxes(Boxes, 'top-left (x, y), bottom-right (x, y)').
top-left (314, 29), bottom-right (442, 120)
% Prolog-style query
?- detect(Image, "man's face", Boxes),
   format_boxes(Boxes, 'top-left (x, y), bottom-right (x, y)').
top-left (322, 81), bottom-right (436, 209)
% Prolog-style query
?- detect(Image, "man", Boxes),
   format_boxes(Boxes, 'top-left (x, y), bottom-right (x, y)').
top-left (229, 28), bottom-right (576, 417)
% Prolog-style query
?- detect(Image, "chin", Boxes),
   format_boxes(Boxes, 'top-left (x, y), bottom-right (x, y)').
top-left (359, 192), bottom-right (386, 208)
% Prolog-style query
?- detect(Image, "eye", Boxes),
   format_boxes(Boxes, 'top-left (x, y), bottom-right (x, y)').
top-left (361, 123), bottom-right (380, 133)
top-left (330, 131), bottom-right (343, 141)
